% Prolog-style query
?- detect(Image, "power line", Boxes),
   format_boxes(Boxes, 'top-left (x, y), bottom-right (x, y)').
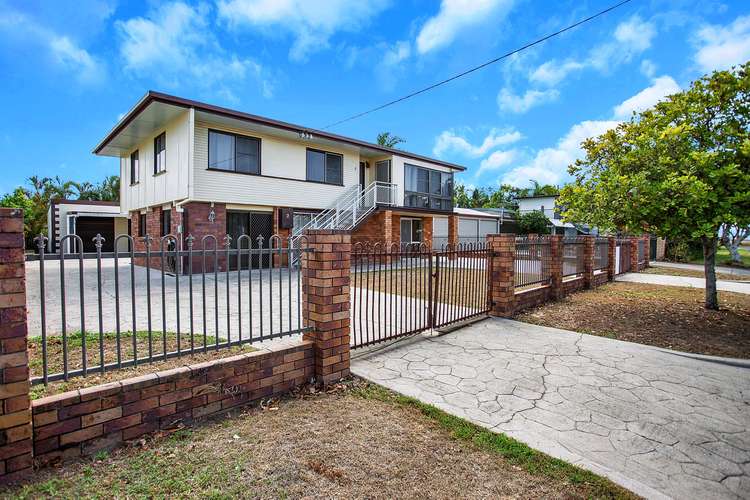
top-left (322, 0), bottom-right (634, 130)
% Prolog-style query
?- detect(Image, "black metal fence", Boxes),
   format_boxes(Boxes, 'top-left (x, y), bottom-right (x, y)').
top-left (350, 242), bottom-right (491, 348)
top-left (515, 236), bottom-right (551, 289)
top-left (594, 238), bottom-right (609, 272)
top-left (26, 233), bottom-right (309, 385)
top-left (637, 239), bottom-right (646, 264)
top-left (617, 239), bottom-right (632, 274)
top-left (562, 237), bottom-right (585, 278)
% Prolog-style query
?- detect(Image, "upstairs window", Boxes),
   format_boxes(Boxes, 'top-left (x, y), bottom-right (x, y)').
top-left (154, 132), bottom-right (166, 174)
top-left (306, 148), bottom-right (343, 185)
top-left (404, 164), bottom-right (453, 210)
top-left (208, 130), bottom-right (261, 174)
top-left (130, 150), bottom-right (139, 184)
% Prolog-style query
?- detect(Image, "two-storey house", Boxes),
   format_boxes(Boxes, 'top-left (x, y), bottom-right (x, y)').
top-left (93, 91), bottom-right (466, 268)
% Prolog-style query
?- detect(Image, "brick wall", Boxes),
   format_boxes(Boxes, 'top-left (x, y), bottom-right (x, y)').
top-left (31, 342), bottom-right (314, 467)
top-left (0, 209), bottom-right (32, 483)
top-left (352, 210), bottom-right (392, 249)
top-left (422, 216), bottom-right (433, 250)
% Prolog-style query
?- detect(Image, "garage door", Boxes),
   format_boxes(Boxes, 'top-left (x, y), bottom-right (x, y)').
top-left (433, 217), bottom-right (448, 249)
top-left (458, 217), bottom-right (498, 245)
top-left (75, 217), bottom-right (115, 253)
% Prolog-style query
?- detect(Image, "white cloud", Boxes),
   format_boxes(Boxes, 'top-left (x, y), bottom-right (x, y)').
top-left (117, 2), bottom-right (272, 97)
top-left (640, 59), bottom-right (657, 78)
top-left (529, 15), bottom-right (656, 88)
top-left (502, 120), bottom-right (619, 187)
top-left (217, 0), bottom-right (390, 61)
top-left (694, 15), bottom-right (750, 73)
top-left (433, 128), bottom-right (522, 158)
top-left (500, 72), bottom-right (682, 187)
top-left (416, 0), bottom-right (514, 54)
top-left (478, 149), bottom-right (517, 176)
top-left (612, 75), bottom-right (680, 120)
top-left (497, 88), bottom-right (559, 113)
top-left (588, 15), bottom-right (656, 71)
top-left (0, 9), bottom-right (103, 84)
top-left (529, 60), bottom-right (584, 86)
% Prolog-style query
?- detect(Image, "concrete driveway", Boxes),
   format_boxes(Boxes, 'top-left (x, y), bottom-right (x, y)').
top-left (352, 318), bottom-right (750, 499)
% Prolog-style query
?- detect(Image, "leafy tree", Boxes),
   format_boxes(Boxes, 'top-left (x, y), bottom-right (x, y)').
top-left (719, 223), bottom-right (749, 264)
top-left (517, 210), bottom-right (551, 235)
top-left (559, 62), bottom-right (750, 309)
top-left (376, 132), bottom-right (405, 149)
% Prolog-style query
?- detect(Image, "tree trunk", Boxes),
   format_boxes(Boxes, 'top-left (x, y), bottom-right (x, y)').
top-left (729, 244), bottom-right (742, 263)
top-left (702, 236), bottom-right (719, 310)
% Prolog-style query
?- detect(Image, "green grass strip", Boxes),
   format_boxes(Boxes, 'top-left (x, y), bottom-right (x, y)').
top-left (352, 383), bottom-right (637, 500)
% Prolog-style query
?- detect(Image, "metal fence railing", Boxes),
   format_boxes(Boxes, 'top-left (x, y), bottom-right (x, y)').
top-left (26, 233), bottom-right (310, 385)
top-left (594, 238), bottom-right (609, 272)
top-left (515, 236), bottom-right (551, 290)
top-left (562, 237), bottom-right (585, 278)
top-left (617, 239), bottom-right (632, 274)
top-left (637, 239), bottom-right (646, 264)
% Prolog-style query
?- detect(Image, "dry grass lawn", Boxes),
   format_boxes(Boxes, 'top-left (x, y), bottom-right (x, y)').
top-left (29, 332), bottom-right (255, 400)
top-left (517, 282), bottom-right (750, 359)
top-left (5, 381), bottom-right (635, 499)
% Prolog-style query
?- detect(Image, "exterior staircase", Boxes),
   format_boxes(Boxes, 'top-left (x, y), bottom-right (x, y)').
top-left (290, 181), bottom-right (397, 258)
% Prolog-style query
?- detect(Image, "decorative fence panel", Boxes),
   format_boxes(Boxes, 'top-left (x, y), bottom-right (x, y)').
top-left (26, 233), bottom-right (309, 385)
top-left (562, 237), bottom-right (586, 278)
top-left (350, 242), bottom-right (492, 348)
top-left (514, 236), bottom-right (552, 289)
top-left (594, 238), bottom-right (609, 272)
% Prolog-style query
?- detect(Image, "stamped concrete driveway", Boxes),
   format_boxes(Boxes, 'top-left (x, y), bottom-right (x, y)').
top-left (352, 319), bottom-right (750, 499)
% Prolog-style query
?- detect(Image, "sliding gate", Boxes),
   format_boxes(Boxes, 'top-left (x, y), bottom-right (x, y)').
top-left (351, 243), bottom-right (491, 348)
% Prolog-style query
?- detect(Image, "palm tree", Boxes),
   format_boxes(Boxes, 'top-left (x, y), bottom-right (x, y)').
top-left (376, 132), bottom-right (405, 149)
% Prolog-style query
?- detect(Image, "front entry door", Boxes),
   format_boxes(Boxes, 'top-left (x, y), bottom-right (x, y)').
top-left (359, 161), bottom-right (366, 191)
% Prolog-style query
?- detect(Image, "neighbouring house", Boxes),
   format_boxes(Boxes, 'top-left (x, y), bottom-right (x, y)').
top-left (47, 199), bottom-right (129, 253)
top-left (93, 91), bottom-right (467, 270)
top-left (516, 195), bottom-right (586, 236)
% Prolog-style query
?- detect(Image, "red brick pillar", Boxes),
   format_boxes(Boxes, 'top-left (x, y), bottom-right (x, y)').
top-left (0, 208), bottom-right (32, 483)
top-left (630, 237), bottom-right (639, 272)
top-left (607, 236), bottom-right (616, 281)
top-left (448, 215), bottom-right (458, 248)
top-left (583, 235), bottom-right (595, 289)
top-left (643, 235), bottom-right (651, 268)
top-left (549, 235), bottom-right (563, 299)
top-left (302, 230), bottom-right (351, 385)
top-left (487, 234), bottom-right (515, 318)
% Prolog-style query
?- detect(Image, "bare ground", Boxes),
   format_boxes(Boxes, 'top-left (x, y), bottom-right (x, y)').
top-left (5, 381), bottom-right (634, 499)
top-left (516, 282), bottom-right (750, 359)
top-left (642, 266), bottom-right (750, 281)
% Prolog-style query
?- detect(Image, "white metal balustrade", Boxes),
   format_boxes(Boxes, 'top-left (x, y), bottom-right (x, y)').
top-left (289, 182), bottom-right (397, 259)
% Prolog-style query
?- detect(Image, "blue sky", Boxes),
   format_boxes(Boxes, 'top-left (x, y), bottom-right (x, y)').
top-left (1, 0), bottom-right (749, 196)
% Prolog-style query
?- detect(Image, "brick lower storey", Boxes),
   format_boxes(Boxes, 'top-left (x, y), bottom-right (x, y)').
top-left (130, 203), bottom-right (449, 271)
top-left (31, 341), bottom-right (313, 467)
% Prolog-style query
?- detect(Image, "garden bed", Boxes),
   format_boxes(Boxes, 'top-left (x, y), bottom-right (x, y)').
top-left (6, 380), bottom-right (634, 499)
top-left (516, 282), bottom-right (750, 359)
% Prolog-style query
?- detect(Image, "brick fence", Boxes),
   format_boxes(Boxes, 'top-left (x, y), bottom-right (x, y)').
top-left (0, 208), bottom-right (651, 482)
top-left (488, 234), bottom-right (649, 317)
top-left (0, 213), bottom-right (352, 482)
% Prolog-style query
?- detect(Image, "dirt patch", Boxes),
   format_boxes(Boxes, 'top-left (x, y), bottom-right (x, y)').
top-left (516, 282), bottom-right (750, 359)
top-left (6, 381), bottom-right (634, 499)
top-left (642, 267), bottom-right (750, 281)
top-left (29, 332), bottom-right (256, 400)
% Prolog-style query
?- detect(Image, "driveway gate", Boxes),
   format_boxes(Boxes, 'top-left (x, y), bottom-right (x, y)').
top-left (351, 243), bottom-right (491, 348)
